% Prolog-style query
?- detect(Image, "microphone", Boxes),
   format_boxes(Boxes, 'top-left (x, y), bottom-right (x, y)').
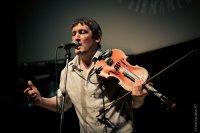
top-left (58, 40), bottom-right (80, 49)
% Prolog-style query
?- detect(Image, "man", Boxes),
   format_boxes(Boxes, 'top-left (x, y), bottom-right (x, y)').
top-left (24, 17), bottom-right (148, 133)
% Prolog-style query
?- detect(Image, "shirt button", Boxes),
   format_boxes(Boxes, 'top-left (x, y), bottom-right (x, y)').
top-left (91, 94), bottom-right (95, 98)
top-left (97, 121), bottom-right (101, 126)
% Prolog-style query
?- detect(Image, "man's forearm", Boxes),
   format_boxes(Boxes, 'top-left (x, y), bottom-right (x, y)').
top-left (36, 96), bottom-right (58, 112)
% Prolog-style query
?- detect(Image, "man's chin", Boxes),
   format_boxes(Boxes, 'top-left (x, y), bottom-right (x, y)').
top-left (75, 50), bottom-right (81, 55)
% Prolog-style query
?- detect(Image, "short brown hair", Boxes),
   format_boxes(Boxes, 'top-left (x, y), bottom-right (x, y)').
top-left (71, 17), bottom-right (102, 39)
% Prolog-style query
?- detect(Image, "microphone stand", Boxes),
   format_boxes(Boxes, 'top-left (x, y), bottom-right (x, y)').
top-left (59, 46), bottom-right (72, 133)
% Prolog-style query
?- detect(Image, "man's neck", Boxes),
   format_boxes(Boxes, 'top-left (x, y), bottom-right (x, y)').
top-left (79, 50), bottom-right (96, 69)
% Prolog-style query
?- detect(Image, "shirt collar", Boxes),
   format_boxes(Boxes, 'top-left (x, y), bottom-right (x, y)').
top-left (69, 48), bottom-right (102, 71)
top-left (92, 48), bottom-right (102, 62)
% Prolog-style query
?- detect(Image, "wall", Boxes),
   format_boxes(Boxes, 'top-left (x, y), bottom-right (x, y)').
top-left (15, 0), bottom-right (200, 64)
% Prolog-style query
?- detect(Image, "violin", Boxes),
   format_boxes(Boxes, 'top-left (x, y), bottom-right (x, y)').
top-left (94, 49), bottom-right (176, 110)
top-left (95, 49), bottom-right (148, 92)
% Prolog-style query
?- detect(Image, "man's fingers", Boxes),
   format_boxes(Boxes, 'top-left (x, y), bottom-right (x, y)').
top-left (24, 87), bottom-right (31, 94)
top-left (24, 81), bottom-right (35, 95)
top-left (24, 88), bottom-right (28, 94)
top-left (28, 80), bottom-right (33, 87)
top-left (142, 89), bottom-right (148, 94)
top-left (26, 93), bottom-right (37, 101)
top-left (30, 93), bottom-right (37, 98)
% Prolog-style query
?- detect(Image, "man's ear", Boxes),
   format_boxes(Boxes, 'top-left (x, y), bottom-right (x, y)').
top-left (95, 36), bottom-right (101, 43)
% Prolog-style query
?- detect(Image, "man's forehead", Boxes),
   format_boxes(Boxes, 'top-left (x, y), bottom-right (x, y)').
top-left (72, 23), bottom-right (90, 30)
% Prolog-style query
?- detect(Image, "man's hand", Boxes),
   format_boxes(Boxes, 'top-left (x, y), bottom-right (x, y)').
top-left (24, 80), bottom-right (42, 105)
top-left (131, 79), bottom-right (147, 96)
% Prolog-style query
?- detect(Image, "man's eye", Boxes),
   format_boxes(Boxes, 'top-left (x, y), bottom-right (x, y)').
top-left (79, 30), bottom-right (87, 34)
top-left (72, 32), bottom-right (76, 36)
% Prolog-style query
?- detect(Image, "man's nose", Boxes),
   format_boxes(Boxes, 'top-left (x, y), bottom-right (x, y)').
top-left (73, 33), bottom-right (81, 42)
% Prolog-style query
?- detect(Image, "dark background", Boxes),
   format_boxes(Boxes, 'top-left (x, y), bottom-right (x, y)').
top-left (1, 0), bottom-right (200, 133)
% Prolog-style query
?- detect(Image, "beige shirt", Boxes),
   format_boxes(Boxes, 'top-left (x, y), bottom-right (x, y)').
top-left (57, 50), bottom-right (134, 133)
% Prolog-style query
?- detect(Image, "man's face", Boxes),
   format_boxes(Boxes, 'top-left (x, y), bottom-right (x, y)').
top-left (71, 23), bottom-right (100, 55)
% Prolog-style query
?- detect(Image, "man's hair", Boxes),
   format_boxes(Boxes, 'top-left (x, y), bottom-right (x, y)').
top-left (71, 17), bottom-right (102, 39)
